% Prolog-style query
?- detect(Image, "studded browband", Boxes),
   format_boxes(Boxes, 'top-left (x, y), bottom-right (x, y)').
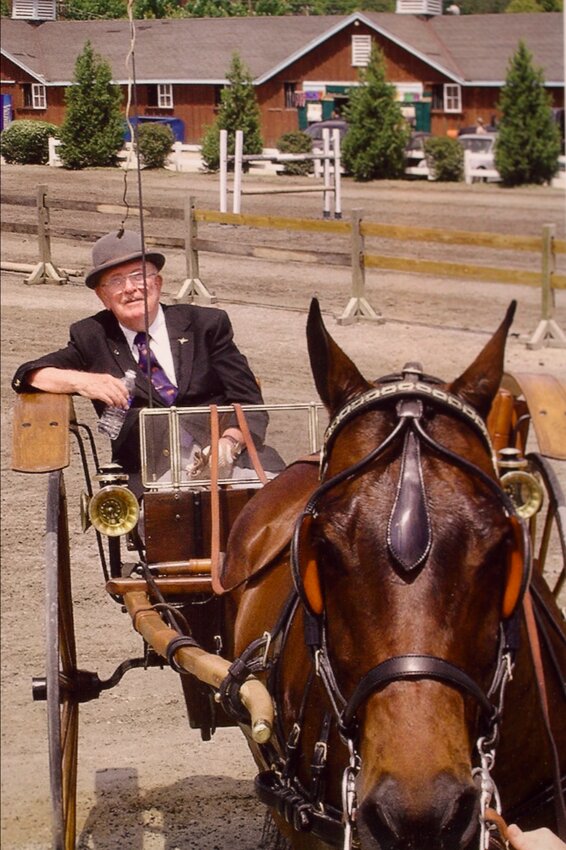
top-left (321, 380), bottom-right (495, 477)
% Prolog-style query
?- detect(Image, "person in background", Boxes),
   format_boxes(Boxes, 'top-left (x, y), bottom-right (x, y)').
top-left (476, 116), bottom-right (488, 134)
top-left (12, 229), bottom-right (282, 491)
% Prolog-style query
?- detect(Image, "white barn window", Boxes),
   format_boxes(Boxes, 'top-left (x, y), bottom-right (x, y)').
top-left (443, 84), bottom-right (462, 113)
top-left (32, 83), bottom-right (47, 109)
top-left (352, 35), bottom-right (372, 68)
top-left (158, 84), bottom-right (173, 108)
top-left (23, 83), bottom-right (46, 109)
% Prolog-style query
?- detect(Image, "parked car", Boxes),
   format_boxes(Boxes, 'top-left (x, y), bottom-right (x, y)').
top-left (304, 119), bottom-right (348, 150)
top-left (458, 132), bottom-right (499, 181)
top-left (404, 131), bottom-right (432, 178)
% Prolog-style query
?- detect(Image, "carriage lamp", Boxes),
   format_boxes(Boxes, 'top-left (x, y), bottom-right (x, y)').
top-left (497, 448), bottom-right (544, 520)
top-left (85, 463), bottom-right (140, 537)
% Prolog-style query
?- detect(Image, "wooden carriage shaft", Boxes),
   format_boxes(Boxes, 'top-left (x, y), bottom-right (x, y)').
top-left (120, 590), bottom-right (273, 743)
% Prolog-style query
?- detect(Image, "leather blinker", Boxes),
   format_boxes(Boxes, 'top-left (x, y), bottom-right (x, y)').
top-left (503, 515), bottom-right (526, 619)
top-left (297, 513), bottom-right (324, 616)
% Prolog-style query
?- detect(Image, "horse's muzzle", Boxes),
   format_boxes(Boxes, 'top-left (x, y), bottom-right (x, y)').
top-left (356, 772), bottom-right (480, 850)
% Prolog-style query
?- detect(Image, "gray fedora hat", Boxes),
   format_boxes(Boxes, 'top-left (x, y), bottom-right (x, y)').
top-left (85, 229), bottom-right (166, 289)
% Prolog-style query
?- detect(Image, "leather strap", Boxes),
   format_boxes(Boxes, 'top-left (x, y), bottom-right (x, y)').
top-left (209, 405), bottom-right (224, 595)
top-left (484, 807), bottom-right (509, 845)
top-left (523, 590), bottom-right (566, 838)
top-left (233, 403), bottom-right (268, 485)
top-left (341, 654), bottom-right (496, 731)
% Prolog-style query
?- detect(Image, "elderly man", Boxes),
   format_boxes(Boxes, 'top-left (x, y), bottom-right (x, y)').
top-left (12, 229), bottom-right (280, 489)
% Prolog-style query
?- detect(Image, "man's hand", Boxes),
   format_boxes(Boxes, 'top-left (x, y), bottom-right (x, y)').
top-left (507, 825), bottom-right (566, 850)
top-left (186, 434), bottom-right (243, 480)
top-left (72, 373), bottom-right (131, 407)
top-left (28, 368), bottom-right (131, 408)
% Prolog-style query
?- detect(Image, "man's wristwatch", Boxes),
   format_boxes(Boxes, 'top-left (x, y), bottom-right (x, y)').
top-left (222, 434), bottom-right (243, 459)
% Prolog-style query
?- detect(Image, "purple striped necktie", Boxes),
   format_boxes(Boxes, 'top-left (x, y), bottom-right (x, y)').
top-left (134, 331), bottom-right (178, 406)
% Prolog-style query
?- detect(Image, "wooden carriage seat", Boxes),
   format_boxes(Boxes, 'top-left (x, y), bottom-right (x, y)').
top-left (12, 392), bottom-right (74, 473)
top-left (487, 373), bottom-right (566, 461)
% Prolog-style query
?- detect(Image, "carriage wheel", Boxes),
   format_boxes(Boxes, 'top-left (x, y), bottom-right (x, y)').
top-left (526, 452), bottom-right (566, 599)
top-left (44, 469), bottom-right (79, 850)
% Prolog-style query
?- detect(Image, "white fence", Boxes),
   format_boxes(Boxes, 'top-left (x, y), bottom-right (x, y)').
top-left (47, 137), bottom-right (204, 172)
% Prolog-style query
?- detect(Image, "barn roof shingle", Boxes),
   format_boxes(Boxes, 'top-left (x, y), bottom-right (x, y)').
top-left (1, 12), bottom-right (563, 87)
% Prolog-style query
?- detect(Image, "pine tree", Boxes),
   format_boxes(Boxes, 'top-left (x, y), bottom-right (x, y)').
top-left (341, 45), bottom-right (410, 181)
top-left (201, 52), bottom-right (263, 171)
top-left (59, 42), bottom-right (124, 169)
top-left (495, 40), bottom-right (561, 186)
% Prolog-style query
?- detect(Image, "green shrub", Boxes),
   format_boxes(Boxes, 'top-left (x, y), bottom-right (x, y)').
top-left (276, 130), bottom-right (312, 175)
top-left (137, 122), bottom-right (174, 169)
top-left (201, 123), bottom-right (221, 171)
top-left (0, 120), bottom-right (59, 165)
top-left (424, 136), bottom-right (463, 182)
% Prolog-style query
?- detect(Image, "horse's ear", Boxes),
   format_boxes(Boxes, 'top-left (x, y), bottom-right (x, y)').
top-left (307, 298), bottom-right (371, 412)
top-left (450, 301), bottom-right (516, 419)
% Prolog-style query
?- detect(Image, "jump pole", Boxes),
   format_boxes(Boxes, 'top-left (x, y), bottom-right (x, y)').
top-left (527, 223), bottom-right (566, 350)
top-left (220, 130), bottom-right (228, 213)
top-left (323, 129), bottom-right (332, 219)
top-left (222, 129), bottom-right (342, 219)
top-left (333, 128), bottom-right (342, 220)
top-left (233, 130), bottom-right (244, 214)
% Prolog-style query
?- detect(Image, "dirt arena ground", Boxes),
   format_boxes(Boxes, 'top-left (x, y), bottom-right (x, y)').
top-left (1, 164), bottom-right (565, 850)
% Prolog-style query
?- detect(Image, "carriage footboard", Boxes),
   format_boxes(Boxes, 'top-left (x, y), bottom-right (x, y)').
top-left (120, 589), bottom-right (273, 744)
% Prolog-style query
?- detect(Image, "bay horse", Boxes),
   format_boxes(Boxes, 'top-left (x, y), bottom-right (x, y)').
top-left (221, 299), bottom-right (566, 850)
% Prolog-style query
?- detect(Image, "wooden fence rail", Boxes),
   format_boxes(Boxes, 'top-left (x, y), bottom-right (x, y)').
top-left (1, 189), bottom-right (564, 347)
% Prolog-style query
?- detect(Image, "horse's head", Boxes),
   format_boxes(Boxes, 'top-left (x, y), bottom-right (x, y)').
top-left (299, 299), bottom-right (523, 849)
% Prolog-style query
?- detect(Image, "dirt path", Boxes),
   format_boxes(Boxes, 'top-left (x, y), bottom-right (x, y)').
top-left (1, 165), bottom-right (565, 850)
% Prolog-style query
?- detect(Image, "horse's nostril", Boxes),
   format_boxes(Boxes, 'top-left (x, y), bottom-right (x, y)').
top-left (357, 775), bottom-right (479, 850)
top-left (442, 785), bottom-right (480, 848)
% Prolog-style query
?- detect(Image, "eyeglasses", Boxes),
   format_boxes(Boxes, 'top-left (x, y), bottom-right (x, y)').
top-left (100, 270), bottom-right (158, 293)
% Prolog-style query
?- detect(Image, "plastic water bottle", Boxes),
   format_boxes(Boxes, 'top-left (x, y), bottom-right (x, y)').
top-left (97, 369), bottom-right (137, 440)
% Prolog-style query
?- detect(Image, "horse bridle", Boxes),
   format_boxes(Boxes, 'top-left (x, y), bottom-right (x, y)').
top-left (288, 365), bottom-right (532, 847)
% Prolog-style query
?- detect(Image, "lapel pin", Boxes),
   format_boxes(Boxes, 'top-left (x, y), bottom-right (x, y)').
top-left (178, 337), bottom-right (189, 345)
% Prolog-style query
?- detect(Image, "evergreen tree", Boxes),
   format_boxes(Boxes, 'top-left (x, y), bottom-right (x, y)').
top-left (201, 52), bottom-right (263, 171)
top-left (59, 42), bottom-right (124, 169)
top-left (341, 45), bottom-right (409, 181)
top-left (495, 40), bottom-right (561, 185)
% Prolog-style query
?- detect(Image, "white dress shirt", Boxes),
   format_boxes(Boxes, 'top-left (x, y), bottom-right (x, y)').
top-left (120, 306), bottom-right (178, 387)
